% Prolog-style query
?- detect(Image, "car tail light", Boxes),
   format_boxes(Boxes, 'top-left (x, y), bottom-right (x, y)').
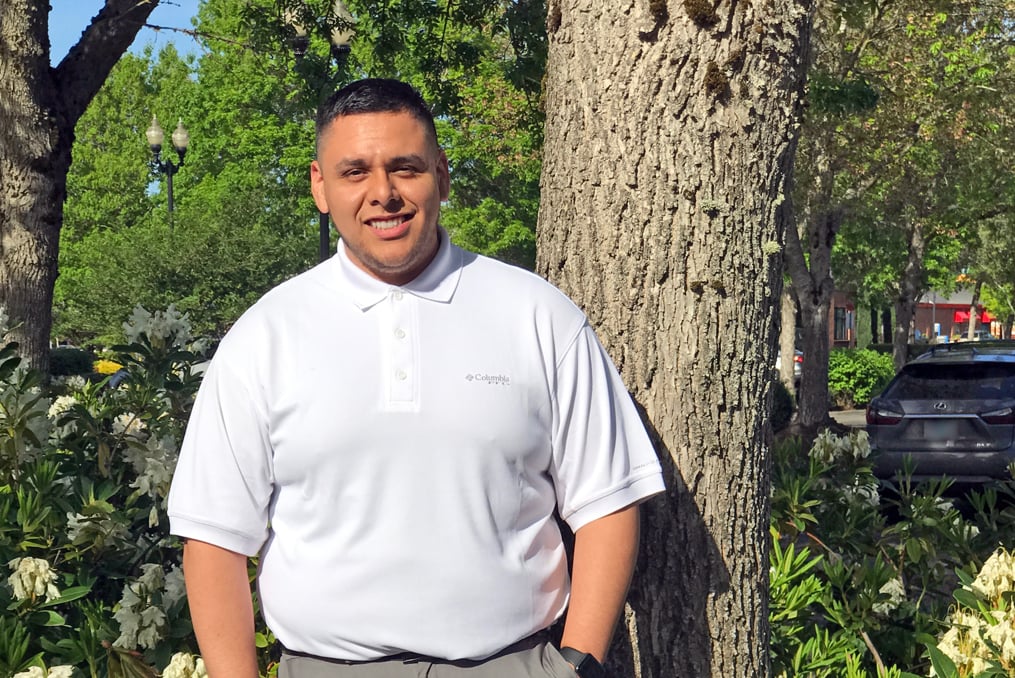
top-left (794, 355), bottom-right (803, 364)
top-left (866, 404), bottom-right (902, 425)
top-left (980, 407), bottom-right (1015, 425)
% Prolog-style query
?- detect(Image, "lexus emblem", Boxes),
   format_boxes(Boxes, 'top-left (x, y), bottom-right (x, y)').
top-left (934, 402), bottom-right (948, 410)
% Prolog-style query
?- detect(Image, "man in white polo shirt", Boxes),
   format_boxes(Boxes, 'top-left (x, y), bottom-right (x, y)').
top-left (168, 79), bottom-right (664, 678)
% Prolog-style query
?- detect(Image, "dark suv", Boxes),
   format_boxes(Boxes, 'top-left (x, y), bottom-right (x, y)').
top-left (867, 342), bottom-right (1015, 483)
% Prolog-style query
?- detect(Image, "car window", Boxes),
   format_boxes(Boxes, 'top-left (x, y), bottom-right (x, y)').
top-left (885, 363), bottom-right (1015, 400)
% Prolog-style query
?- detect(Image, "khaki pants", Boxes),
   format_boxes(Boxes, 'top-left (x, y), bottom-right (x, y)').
top-left (278, 637), bottom-right (578, 678)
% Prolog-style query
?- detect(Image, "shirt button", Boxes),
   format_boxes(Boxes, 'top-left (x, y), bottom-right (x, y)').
top-left (394, 328), bottom-right (406, 339)
top-left (392, 290), bottom-right (404, 301)
top-left (395, 369), bottom-right (407, 381)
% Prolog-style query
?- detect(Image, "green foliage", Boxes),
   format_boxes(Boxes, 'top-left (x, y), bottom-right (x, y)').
top-left (827, 349), bottom-right (896, 408)
top-left (48, 347), bottom-right (95, 378)
top-left (770, 430), bottom-right (1015, 677)
top-left (807, 71), bottom-right (879, 116)
top-left (0, 308), bottom-right (209, 675)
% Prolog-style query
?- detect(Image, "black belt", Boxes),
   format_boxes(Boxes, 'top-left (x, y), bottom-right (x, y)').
top-left (281, 629), bottom-right (549, 667)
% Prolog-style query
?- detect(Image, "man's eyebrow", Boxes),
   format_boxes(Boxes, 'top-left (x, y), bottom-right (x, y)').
top-left (387, 154), bottom-right (428, 167)
top-left (333, 154), bottom-right (428, 170)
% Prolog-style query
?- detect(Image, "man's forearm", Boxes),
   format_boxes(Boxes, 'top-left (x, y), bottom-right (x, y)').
top-left (560, 504), bottom-right (641, 662)
top-left (183, 539), bottom-right (260, 678)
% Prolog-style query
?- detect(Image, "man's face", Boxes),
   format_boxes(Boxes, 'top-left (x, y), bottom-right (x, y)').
top-left (311, 111), bottom-right (450, 285)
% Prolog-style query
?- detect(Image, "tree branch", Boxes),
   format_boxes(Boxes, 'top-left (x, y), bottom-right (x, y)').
top-left (53, 0), bottom-right (161, 126)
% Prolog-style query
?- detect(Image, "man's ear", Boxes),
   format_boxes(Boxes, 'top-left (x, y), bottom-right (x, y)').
top-left (437, 151), bottom-right (450, 202)
top-left (310, 160), bottom-right (329, 214)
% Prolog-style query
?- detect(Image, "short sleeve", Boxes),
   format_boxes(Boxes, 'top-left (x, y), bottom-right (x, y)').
top-left (168, 354), bottom-right (275, 556)
top-left (549, 324), bottom-right (665, 531)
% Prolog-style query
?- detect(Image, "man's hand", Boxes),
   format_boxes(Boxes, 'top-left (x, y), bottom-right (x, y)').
top-left (560, 503), bottom-right (641, 663)
top-left (183, 539), bottom-right (259, 678)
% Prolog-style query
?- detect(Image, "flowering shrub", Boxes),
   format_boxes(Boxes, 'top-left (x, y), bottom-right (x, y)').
top-left (771, 429), bottom-right (1015, 677)
top-left (0, 305), bottom-right (226, 677)
top-left (928, 547), bottom-right (1015, 677)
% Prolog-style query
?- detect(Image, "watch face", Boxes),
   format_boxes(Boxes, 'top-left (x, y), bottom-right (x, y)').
top-left (559, 647), bottom-right (607, 678)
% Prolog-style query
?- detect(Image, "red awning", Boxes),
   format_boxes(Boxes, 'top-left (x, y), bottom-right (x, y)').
top-left (953, 310), bottom-right (994, 323)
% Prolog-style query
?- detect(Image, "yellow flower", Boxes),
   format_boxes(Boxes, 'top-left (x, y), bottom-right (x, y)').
top-left (94, 359), bottom-right (123, 375)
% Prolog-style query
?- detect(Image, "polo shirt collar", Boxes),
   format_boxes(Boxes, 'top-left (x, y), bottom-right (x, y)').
top-left (332, 228), bottom-right (462, 310)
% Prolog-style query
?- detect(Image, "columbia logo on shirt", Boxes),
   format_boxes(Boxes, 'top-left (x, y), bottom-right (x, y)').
top-left (466, 373), bottom-right (511, 386)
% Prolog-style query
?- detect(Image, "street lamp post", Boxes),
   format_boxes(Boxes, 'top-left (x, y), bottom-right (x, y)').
top-left (285, 0), bottom-right (355, 262)
top-left (146, 115), bottom-right (190, 227)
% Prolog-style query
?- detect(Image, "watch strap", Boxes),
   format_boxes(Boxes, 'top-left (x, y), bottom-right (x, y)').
top-left (559, 646), bottom-right (607, 678)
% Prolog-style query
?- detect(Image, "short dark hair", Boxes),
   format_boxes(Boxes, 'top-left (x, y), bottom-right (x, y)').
top-left (315, 79), bottom-right (438, 153)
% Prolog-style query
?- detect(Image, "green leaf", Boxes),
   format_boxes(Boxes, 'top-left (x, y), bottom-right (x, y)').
top-left (925, 644), bottom-right (959, 678)
top-left (40, 585), bottom-right (92, 608)
top-left (26, 610), bottom-right (65, 627)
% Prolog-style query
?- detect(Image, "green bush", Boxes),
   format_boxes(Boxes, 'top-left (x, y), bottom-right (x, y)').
top-left (828, 348), bottom-right (896, 408)
top-left (771, 378), bottom-right (795, 432)
top-left (48, 346), bottom-right (94, 377)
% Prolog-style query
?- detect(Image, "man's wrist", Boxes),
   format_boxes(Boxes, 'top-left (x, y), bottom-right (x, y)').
top-left (559, 646), bottom-right (607, 678)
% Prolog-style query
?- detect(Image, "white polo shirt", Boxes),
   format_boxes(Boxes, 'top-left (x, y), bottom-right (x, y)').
top-left (168, 232), bottom-right (664, 661)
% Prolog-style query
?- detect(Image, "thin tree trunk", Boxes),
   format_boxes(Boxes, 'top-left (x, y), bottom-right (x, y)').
top-left (870, 305), bottom-right (879, 344)
top-left (881, 307), bottom-right (892, 349)
top-left (966, 279), bottom-right (982, 340)
top-left (785, 206), bottom-right (841, 429)
top-left (539, 1), bottom-right (812, 674)
top-left (780, 290), bottom-right (798, 395)
top-left (893, 223), bottom-right (925, 370)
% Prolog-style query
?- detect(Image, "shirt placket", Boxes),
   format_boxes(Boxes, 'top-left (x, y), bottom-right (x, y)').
top-left (383, 288), bottom-right (420, 410)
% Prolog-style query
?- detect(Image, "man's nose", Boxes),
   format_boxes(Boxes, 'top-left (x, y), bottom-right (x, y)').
top-left (367, 172), bottom-right (400, 206)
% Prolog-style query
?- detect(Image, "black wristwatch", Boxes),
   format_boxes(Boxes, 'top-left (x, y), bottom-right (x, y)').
top-left (559, 647), bottom-right (607, 678)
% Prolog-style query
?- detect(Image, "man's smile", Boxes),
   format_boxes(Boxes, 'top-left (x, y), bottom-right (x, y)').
top-left (367, 215), bottom-right (411, 230)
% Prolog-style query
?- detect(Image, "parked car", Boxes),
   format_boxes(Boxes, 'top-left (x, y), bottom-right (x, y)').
top-left (775, 349), bottom-right (804, 382)
top-left (867, 342), bottom-right (1015, 483)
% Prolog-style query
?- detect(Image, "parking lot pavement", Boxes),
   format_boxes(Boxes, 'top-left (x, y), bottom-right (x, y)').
top-left (830, 409), bottom-right (866, 428)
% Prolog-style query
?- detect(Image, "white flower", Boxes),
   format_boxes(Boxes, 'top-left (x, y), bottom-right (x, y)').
top-left (7, 557), bottom-right (61, 602)
top-left (123, 434), bottom-right (178, 502)
top-left (971, 548), bottom-right (1015, 600)
top-left (873, 577), bottom-right (906, 616)
top-left (66, 510), bottom-right (130, 547)
top-left (12, 668), bottom-right (45, 678)
top-left (55, 374), bottom-right (88, 392)
top-left (47, 668), bottom-right (75, 678)
top-left (114, 564), bottom-right (169, 650)
top-left (46, 395), bottom-right (78, 421)
top-left (112, 412), bottom-right (146, 438)
top-left (163, 566), bottom-right (187, 610)
top-left (163, 652), bottom-right (208, 678)
top-left (123, 304), bottom-right (193, 349)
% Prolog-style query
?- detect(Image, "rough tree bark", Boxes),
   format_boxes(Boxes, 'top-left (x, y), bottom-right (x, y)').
top-left (537, 0), bottom-right (812, 675)
top-left (0, 0), bottom-right (159, 373)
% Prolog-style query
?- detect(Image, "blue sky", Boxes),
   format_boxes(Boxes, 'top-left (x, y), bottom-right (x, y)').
top-left (49, 0), bottom-right (202, 64)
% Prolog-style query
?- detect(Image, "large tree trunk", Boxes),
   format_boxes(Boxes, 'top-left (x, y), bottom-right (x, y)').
top-left (0, 0), bottom-right (158, 374)
top-left (538, 1), bottom-right (812, 675)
